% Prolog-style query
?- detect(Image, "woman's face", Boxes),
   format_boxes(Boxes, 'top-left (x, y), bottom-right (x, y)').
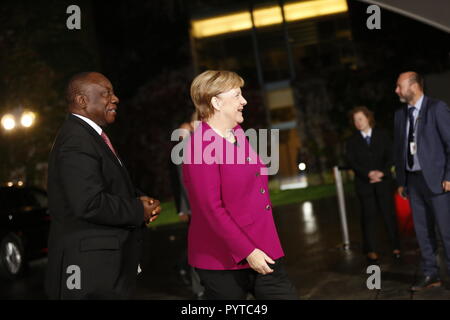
top-left (353, 111), bottom-right (371, 132)
top-left (215, 87), bottom-right (247, 125)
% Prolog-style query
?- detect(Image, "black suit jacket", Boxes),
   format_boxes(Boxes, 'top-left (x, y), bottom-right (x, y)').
top-left (45, 114), bottom-right (145, 299)
top-left (345, 127), bottom-right (394, 195)
top-left (394, 96), bottom-right (450, 194)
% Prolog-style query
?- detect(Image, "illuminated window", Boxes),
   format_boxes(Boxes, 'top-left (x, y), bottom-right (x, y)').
top-left (191, 0), bottom-right (348, 38)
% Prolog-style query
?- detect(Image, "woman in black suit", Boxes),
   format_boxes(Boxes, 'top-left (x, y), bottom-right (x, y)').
top-left (345, 106), bottom-right (401, 263)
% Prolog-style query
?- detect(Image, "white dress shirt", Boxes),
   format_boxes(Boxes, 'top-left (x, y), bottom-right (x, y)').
top-left (360, 128), bottom-right (372, 140)
top-left (72, 113), bottom-right (122, 166)
top-left (72, 113), bottom-right (102, 135)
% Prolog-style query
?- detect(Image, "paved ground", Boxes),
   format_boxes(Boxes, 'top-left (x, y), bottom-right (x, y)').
top-left (1, 195), bottom-right (450, 300)
top-left (135, 196), bottom-right (450, 300)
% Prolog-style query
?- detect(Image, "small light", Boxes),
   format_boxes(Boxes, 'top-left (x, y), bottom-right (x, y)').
top-left (1, 114), bottom-right (16, 131)
top-left (302, 201), bottom-right (313, 217)
top-left (21, 111), bottom-right (36, 128)
top-left (17, 181), bottom-right (24, 186)
top-left (7, 182), bottom-right (13, 187)
top-left (298, 162), bottom-right (306, 171)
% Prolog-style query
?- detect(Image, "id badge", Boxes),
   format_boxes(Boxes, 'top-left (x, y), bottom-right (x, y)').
top-left (410, 142), bottom-right (417, 155)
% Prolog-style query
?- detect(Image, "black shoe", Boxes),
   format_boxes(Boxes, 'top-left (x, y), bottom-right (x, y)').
top-left (392, 253), bottom-right (402, 262)
top-left (178, 269), bottom-right (191, 286)
top-left (411, 275), bottom-right (441, 292)
top-left (196, 291), bottom-right (205, 300)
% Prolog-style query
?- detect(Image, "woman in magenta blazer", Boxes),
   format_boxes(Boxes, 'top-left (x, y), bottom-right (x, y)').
top-left (182, 70), bottom-right (297, 300)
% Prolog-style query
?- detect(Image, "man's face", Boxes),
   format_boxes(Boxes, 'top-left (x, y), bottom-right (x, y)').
top-left (83, 74), bottom-right (119, 126)
top-left (395, 74), bottom-right (415, 104)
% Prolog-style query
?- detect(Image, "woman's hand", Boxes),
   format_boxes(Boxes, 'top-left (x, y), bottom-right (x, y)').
top-left (246, 248), bottom-right (275, 275)
top-left (442, 181), bottom-right (450, 192)
top-left (397, 186), bottom-right (407, 199)
top-left (368, 170), bottom-right (384, 183)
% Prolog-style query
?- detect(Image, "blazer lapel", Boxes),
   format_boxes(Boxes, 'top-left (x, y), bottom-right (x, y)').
top-left (416, 96), bottom-right (428, 147)
top-left (357, 132), bottom-right (370, 149)
top-left (69, 115), bottom-right (121, 166)
top-left (399, 106), bottom-right (407, 147)
top-left (369, 128), bottom-right (377, 148)
top-left (68, 115), bottom-right (136, 191)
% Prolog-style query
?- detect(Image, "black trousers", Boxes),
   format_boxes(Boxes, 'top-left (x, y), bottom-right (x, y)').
top-left (195, 258), bottom-right (298, 300)
top-left (357, 181), bottom-right (400, 253)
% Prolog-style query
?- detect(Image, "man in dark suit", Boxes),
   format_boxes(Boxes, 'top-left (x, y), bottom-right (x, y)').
top-left (46, 72), bottom-right (161, 299)
top-left (394, 71), bottom-right (450, 291)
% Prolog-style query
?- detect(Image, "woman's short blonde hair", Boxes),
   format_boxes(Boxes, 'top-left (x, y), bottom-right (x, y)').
top-left (190, 70), bottom-right (244, 120)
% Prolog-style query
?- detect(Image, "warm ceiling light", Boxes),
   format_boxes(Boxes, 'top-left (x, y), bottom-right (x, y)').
top-left (284, 0), bottom-right (348, 22)
top-left (192, 12), bottom-right (252, 38)
top-left (20, 111), bottom-right (36, 128)
top-left (191, 0), bottom-right (348, 38)
top-left (253, 6), bottom-right (283, 27)
top-left (1, 114), bottom-right (16, 131)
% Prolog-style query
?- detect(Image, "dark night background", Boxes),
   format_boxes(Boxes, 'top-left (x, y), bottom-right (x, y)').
top-left (0, 0), bottom-right (449, 200)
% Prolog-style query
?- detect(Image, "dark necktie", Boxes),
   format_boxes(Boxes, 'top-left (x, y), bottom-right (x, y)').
top-left (364, 135), bottom-right (371, 145)
top-left (101, 131), bottom-right (118, 157)
top-left (407, 107), bottom-right (416, 168)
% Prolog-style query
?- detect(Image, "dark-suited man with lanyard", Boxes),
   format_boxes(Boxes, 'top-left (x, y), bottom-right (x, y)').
top-left (46, 72), bottom-right (161, 299)
top-left (394, 71), bottom-right (450, 291)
